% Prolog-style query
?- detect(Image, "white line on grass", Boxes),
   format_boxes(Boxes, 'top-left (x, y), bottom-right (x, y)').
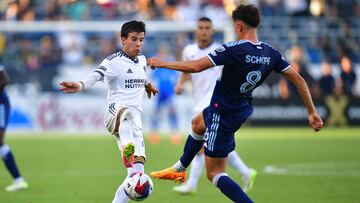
top-left (263, 161), bottom-right (360, 177)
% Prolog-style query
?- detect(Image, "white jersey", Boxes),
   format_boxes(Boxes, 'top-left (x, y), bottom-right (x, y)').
top-left (182, 42), bottom-right (223, 115)
top-left (96, 50), bottom-right (148, 112)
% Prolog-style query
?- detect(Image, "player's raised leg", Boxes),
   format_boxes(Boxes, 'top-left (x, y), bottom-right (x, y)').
top-left (227, 151), bottom-right (257, 193)
top-left (115, 109), bottom-right (136, 168)
top-left (113, 114), bottom-right (147, 203)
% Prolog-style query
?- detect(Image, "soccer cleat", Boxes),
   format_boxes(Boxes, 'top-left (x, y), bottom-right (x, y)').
top-left (173, 183), bottom-right (196, 194)
top-left (5, 181), bottom-right (29, 192)
top-left (123, 143), bottom-right (135, 168)
top-left (150, 167), bottom-right (186, 183)
top-left (243, 168), bottom-right (257, 193)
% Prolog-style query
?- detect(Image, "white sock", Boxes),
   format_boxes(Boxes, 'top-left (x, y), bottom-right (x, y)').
top-left (112, 162), bottom-right (144, 203)
top-left (14, 177), bottom-right (25, 183)
top-left (173, 160), bottom-right (186, 172)
top-left (112, 182), bottom-right (129, 203)
top-left (187, 153), bottom-right (205, 189)
top-left (227, 151), bottom-right (251, 177)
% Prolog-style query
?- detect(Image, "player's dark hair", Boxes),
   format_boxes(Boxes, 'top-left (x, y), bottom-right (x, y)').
top-left (121, 20), bottom-right (146, 38)
top-left (198, 17), bottom-right (212, 23)
top-left (232, 4), bottom-right (260, 28)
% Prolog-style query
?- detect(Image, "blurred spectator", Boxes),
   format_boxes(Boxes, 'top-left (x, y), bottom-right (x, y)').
top-left (43, 0), bottom-right (62, 20)
top-left (259, 0), bottom-right (281, 16)
top-left (3, 37), bottom-right (39, 84)
top-left (57, 31), bottom-right (86, 65)
top-left (174, 0), bottom-right (200, 21)
top-left (5, 0), bottom-right (36, 21)
top-left (325, 78), bottom-right (349, 127)
top-left (97, 36), bottom-right (117, 62)
top-left (202, 0), bottom-right (228, 22)
top-left (339, 55), bottom-right (357, 97)
top-left (59, 0), bottom-right (89, 20)
top-left (337, 20), bottom-right (360, 62)
top-left (318, 60), bottom-right (335, 96)
top-left (279, 62), bottom-right (319, 100)
top-left (318, 35), bottom-right (339, 63)
top-left (38, 35), bottom-right (62, 91)
top-left (283, 0), bottom-right (309, 16)
top-left (285, 44), bottom-right (308, 65)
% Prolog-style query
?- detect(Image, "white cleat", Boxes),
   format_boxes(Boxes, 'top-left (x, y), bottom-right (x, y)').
top-left (5, 181), bottom-right (29, 192)
top-left (173, 183), bottom-right (196, 195)
top-left (243, 168), bottom-right (257, 193)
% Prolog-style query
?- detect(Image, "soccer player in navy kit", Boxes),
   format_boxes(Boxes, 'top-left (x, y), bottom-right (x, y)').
top-left (0, 64), bottom-right (28, 192)
top-left (148, 4), bottom-right (323, 203)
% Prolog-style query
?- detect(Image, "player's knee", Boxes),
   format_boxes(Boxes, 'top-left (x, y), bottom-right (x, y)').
top-left (206, 170), bottom-right (223, 182)
top-left (122, 109), bottom-right (134, 122)
top-left (191, 118), bottom-right (205, 135)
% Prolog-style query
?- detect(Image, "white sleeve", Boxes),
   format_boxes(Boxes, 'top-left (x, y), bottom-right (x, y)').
top-left (79, 72), bottom-right (102, 89)
top-left (80, 59), bottom-right (116, 89)
top-left (181, 46), bottom-right (189, 61)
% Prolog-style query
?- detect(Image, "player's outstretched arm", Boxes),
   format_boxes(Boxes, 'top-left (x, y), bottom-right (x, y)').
top-left (147, 57), bottom-right (213, 73)
top-left (282, 68), bottom-right (324, 132)
top-left (59, 81), bottom-right (83, 93)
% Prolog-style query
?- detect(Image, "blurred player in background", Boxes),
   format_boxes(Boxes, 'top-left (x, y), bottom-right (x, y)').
top-left (0, 63), bottom-right (29, 192)
top-left (60, 20), bottom-right (158, 203)
top-left (149, 4), bottom-right (323, 203)
top-left (173, 17), bottom-right (256, 194)
top-left (149, 46), bottom-right (180, 145)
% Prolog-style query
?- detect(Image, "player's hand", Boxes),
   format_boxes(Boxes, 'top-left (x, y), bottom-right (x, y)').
top-left (174, 84), bottom-right (183, 95)
top-left (59, 81), bottom-right (82, 93)
top-left (308, 112), bottom-right (323, 132)
top-left (147, 57), bottom-right (163, 69)
top-left (145, 83), bottom-right (159, 99)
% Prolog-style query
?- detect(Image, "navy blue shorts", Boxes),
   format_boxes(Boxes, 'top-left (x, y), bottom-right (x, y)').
top-left (202, 106), bottom-right (249, 158)
top-left (0, 91), bottom-right (10, 130)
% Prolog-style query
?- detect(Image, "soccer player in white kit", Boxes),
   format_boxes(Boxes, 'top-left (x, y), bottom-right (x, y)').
top-left (172, 17), bottom-right (257, 194)
top-left (60, 20), bottom-right (158, 203)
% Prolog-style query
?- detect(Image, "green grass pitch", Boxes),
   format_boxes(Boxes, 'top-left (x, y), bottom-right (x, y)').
top-left (1, 128), bottom-right (360, 203)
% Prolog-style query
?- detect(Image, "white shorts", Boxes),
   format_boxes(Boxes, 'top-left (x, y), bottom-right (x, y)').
top-left (104, 103), bottom-right (145, 158)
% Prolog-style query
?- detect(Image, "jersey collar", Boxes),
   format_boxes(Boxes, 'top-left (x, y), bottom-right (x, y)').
top-left (119, 50), bottom-right (139, 64)
top-left (244, 40), bottom-right (261, 45)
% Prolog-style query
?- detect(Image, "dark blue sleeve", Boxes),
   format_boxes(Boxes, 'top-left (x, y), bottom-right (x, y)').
top-left (273, 50), bottom-right (290, 73)
top-left (207, 44), bottom-right (232, 66)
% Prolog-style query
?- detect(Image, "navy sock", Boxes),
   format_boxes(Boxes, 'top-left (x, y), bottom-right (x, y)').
top-left (216, 175), bottom-right (253, 203)
top-left (179, 134), bottom-right (204, 168)
top-left (2, 150), bottom-right (21, 179)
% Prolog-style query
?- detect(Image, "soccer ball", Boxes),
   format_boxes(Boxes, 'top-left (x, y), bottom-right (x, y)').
top-left (123, 172), bottom-right (153, 201)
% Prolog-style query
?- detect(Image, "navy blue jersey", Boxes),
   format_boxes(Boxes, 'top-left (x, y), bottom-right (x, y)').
top-left (0, 64), bottom-right (10, 129)
top-left (207, 40), bottom-right (290, 115)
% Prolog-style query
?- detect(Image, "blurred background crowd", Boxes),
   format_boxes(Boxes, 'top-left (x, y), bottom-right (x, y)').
top-left (0, 0), bottom-right (359, 99)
